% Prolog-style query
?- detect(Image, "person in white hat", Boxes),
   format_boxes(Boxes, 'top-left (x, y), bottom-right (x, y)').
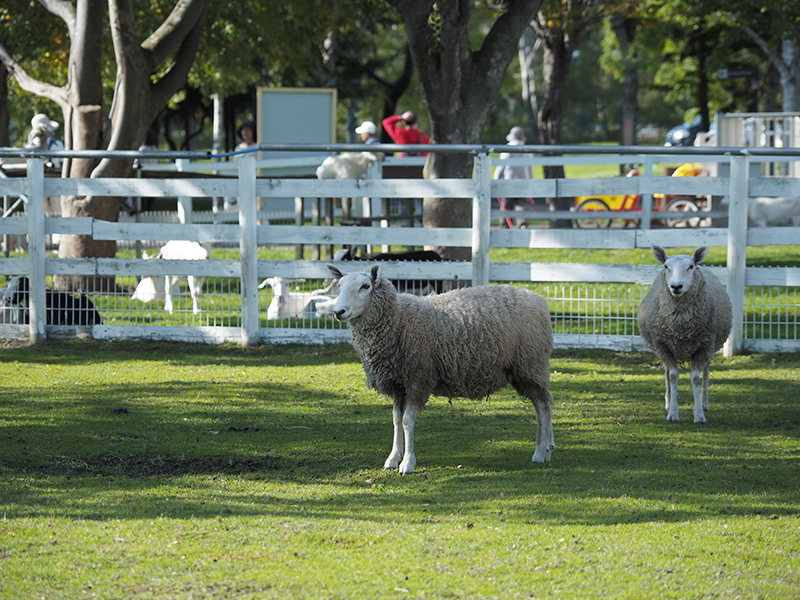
top-left (355, 120), bottom-right (380, 145)
top-left (493, 126), bottom-right (533, 229)
top-left (25, 113), bottom-right (64, 168)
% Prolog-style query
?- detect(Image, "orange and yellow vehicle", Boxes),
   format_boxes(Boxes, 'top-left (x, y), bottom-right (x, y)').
top-left (573, 162), bottom-right (706, 229)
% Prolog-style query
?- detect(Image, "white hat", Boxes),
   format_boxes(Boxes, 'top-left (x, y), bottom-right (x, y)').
top-left (506, 126), bottom-right (525, 142)
top-left (355, 121), bottom-right (377, 135)
top-left (31, 114), bottom-right (59, 131)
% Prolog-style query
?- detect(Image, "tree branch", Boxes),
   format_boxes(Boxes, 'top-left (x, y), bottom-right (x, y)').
top-left (0, 43), bottom-right (68, 109)
top-left (143, 0), bottom-right (210, 66)
top-left (37, 0), bottom-right (77, 38)
top-left (742, 25), bottom-right (789, 80)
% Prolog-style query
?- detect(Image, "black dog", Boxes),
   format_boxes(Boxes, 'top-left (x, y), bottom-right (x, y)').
top-left (2, 276), bottom-right (103, 325)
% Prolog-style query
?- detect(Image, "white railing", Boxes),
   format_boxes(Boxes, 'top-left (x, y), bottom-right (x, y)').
top-left (1, 145), bottom-right (800, 355)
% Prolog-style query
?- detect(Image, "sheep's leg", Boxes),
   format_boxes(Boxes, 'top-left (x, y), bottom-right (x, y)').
top-left (691, 368), bottom-right (706, 424)
top-left (666, 366), bottom-right (680, 422)
top-left (383, 403), bottom-right (405, 471)
top-left (531, 389), bottom-right (554, 463)
top-left (188, 276), bottom-right (203, 315)
top-left (701, 367), bottom-right (710, 411)
top-left (398, 404), bottom-right (421, 475)
top-left (664, 369), bottom-right (671, 411)
top-left (164, 277), bottom-right (176, 314)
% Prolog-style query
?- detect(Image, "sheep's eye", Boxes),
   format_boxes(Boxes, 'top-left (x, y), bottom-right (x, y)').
top-left (688, 265), bottom-right (694, 269)
top-left (360, 283), bottom-right (370, 291)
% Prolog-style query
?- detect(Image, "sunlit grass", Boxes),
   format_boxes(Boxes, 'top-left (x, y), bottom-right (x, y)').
top-left (0, 341), bottom-right (798, 598)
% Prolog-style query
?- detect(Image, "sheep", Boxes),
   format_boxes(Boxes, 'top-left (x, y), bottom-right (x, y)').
top-left (259, 277), bottom-right (338, 320)
top-left (637, 246), bottom-right (732, 424)
top-left (747, 196), bottom-right (800, 227)
top-left (316, 152), bottom-right (383, 180)
top-left (327, 264), bottom-right (555, 474)
top-left (1, 275), bottom-right (102, 326)
top-left (131, 241), bottom-right (209, 315)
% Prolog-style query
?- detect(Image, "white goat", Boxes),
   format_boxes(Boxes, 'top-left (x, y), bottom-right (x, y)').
top-left (131, 241), bottom-right (210, 315)
top-left (260, 277), bottom-right (338, 320)
top-left (316, 152), bottom-right (383, 179)
top-left (747, 196), bottom-right (800, 227)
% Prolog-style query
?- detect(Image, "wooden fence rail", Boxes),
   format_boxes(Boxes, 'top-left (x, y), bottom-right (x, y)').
top-left (2, 146), bottom-right (800, 354)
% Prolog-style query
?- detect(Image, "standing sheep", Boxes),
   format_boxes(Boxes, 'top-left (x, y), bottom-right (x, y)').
top-left (637, 246), bottom-right (732, 424)
top-left (327, 264), bottom-right (555, 474)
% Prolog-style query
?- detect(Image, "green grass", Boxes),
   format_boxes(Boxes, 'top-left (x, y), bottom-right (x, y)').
top-left (1, 341), bottom-right (798, 599)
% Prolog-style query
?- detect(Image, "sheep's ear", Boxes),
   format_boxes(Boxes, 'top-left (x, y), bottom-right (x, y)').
top-left (370, 264), bottom-right (380, 282)
top-left (693, 246), bottom-right (708, 265)
top-left (327, 264), bottom-right (345, 280)
top-left (651, 245), bottom-right (668, 264)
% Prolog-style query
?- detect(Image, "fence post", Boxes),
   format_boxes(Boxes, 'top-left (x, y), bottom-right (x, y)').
top-left (26, 158), bottom-right (47, 343)
top-left (724, 152), bottom-right (748, 358)
top-left (472, 153), bottom-right (491, 287)
top-left (176, 159), bottom-right (193, 223)
top-left (238, 155), bottom-right (259, 348)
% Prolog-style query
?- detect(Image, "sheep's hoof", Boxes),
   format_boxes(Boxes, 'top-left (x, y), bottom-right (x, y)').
top-left (666, 413), bottom-right (680, 422)
top-left (694, 414), bottom-right (707, 425)
top-left (531, 449), bottom-right (552, 463)
top-left (398, 459), bottom-right (416, 475)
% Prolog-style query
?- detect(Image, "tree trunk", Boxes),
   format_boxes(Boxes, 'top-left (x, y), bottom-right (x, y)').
top-left (387, 0), bottom-right (544, 261)
top-left (518, 27), bottom-right (540, 144)
top-left (537, 25), bottom-right (573, 228)
top-left (613, 16), bottom-right (637, 149)
top-left (782, 39), bottom-right (800, 112)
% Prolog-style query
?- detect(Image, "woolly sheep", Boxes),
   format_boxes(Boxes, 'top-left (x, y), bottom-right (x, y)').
top-left (637, 246), bottom-right (732, 424)
top-left (316, 152), bottom-right (383, 179)
top-left (327, 264), bottom-right (555, 474)
top-left (747, 196), bottom-right (800, 227)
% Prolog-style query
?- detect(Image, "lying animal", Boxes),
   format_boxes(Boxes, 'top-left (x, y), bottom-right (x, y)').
top-left (259, 277), bottom-right (338, 320)
top-left (316, 152), bottom-right (383, 179)
top-left (333, 248), bottom-right (444, 295)
top-left (131, 241), bottom-right (209, 315)
top-left (1, 275), bottom-right (102, 325)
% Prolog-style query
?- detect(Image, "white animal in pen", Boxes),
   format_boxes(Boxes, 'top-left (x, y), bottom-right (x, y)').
top-left (637, 246), bottom-right (733, 424)
top-left (260, 277), bottom-right (338, 320)
top-left (316, 152), bottom-right (383, 180)
top-left (328, 264), bottom-right (554, 475)
top-left (747, 196), bottom-right (800, 227)
top-left (131, 241), bottom-right (210, 315)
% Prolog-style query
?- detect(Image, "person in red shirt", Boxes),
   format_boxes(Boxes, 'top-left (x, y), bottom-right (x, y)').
top-left (382, 111), bottom-right (430, 156)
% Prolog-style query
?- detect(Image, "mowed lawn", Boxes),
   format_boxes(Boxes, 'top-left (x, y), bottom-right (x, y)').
top-left (1, 340), bottom-right (798, 599)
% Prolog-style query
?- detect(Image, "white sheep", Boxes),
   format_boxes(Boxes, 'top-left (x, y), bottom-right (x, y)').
top-left (637, 246), bottom-right (733, 424)
top-left (747, 196), bottom-right (800, 227)
top-left (131, 241), bottom-right (210, 315)
top-left (259, 277), bottom-right (338, 320)
top-left (328, 264), bottom-right (554, 474)
top-left (316, 152), bottom-right (383, 179)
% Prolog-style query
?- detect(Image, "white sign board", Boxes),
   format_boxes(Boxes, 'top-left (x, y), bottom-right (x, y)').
top-left (257, 87), bottom-right (337, 159)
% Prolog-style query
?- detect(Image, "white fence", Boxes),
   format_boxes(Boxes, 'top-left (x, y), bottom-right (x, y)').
top-left (1, 144), bottom-right (800, 355)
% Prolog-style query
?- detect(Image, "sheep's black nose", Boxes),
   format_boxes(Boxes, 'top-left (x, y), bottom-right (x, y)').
top-left (334, 309), bottom-right (346, 320)
top-left (671, 284), bottom-right (683, 293)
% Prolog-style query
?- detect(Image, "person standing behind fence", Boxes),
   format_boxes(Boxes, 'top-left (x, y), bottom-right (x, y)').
top-left (494, 126), bottom-right (533, 229)
top-left (355, 120), bottom-right (380, 145)
top-left (223, 120), bottom-right (259, 213)
top-left (382, 111), bottom-right (429, 156)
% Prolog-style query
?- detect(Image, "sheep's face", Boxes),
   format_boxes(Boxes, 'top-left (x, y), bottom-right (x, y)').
top-left (327, 265), bottom-right (379, 322)
top-left (652, 245), bottom-right (707, 298)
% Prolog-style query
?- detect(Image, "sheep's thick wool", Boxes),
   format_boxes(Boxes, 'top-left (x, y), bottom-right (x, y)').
top-left (328, 264), bottom-right (554, 473)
